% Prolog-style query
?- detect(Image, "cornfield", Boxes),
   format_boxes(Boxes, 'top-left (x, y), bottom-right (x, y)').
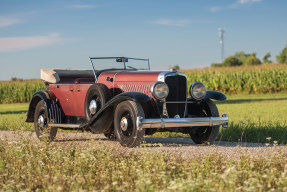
top-left (0, 80), bottom-right (44, 104)
top-left (0, 64), bottom-right (287, 103)
top-left (184, 64), bottom-right (287, 94)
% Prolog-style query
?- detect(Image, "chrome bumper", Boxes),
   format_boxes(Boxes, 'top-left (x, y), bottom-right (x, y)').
top-left (137, 114), bottom-right (228, 129)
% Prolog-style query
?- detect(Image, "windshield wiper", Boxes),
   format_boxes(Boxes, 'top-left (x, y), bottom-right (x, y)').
top-left (127, 66), bottom-right (137, 70)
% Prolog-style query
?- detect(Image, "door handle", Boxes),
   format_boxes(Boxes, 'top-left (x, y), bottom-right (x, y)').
top-left (69, 89), bottom-right (73, 92)
top-left (77, 89), bottom-right (81, 92)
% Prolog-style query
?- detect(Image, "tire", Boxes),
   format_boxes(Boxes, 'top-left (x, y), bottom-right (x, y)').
top-left (189, 99), bottom-right (219, 144)
top-left (34, 100), bottom-right (57, 141)
top-left (85, 84), bottom-right (111, 121)
top-left (114, 101), bottom-right (145, 147)
top-left (104, 129), bottom-right (117, 141)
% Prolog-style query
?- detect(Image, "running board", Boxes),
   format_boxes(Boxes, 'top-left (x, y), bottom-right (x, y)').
top-left (48, 124), bottom-right (81, 129)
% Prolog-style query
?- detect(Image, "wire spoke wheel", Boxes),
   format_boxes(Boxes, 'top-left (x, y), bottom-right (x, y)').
top-left (34, 100), bottom-right (57, 141)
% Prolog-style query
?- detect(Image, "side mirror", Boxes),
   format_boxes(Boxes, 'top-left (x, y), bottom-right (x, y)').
top-left (116, 58), bottom-right (128, 62)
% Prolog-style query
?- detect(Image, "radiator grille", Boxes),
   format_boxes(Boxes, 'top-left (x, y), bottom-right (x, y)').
top-left (165, 75), bottom-right (187, 118)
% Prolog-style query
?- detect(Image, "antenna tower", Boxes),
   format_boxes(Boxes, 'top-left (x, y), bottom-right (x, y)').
top-left (218, 28), bottom-right (225, 62)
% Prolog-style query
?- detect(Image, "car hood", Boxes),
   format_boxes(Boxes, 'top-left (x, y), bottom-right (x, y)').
top-left (98, 70), bottom-right (163, 82)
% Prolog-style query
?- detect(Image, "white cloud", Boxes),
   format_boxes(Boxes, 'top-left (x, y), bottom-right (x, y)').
top-left (150, 19), bottom-right (190, 27)
top-left (68, 4), bottom-right (96, 9)
top-left (0, 17), bottom-right (21, 27)
top-left (0, 33), bottom-right (63, 52)
top-left (210, 6), bottom-right (224, 12)
top-left (237, 0), bottom-right (262, 4)
top-left (210, 0), bottom-right (262, 12)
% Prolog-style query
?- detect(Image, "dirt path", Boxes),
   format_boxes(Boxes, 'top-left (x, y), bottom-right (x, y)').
top-left (0, 130), bottom-right (286, 160)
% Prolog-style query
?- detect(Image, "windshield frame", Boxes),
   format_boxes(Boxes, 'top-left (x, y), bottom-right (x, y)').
top-left (89, 57), bottom-right (150, 71)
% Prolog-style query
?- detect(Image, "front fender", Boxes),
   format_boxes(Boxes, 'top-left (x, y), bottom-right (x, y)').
top-left (204, 91), bottom-right (227, 101)
top-left (84, 92), bottom-right (154, 131)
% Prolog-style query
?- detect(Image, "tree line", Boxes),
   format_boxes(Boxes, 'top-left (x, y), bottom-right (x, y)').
top-left (211, 44), bottom-right (287, 67)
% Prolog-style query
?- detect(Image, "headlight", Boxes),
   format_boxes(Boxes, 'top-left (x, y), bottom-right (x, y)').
top-left (189, 82), bottom-right (206, 100)
top-left (151, 82), bottom-right (169, 100)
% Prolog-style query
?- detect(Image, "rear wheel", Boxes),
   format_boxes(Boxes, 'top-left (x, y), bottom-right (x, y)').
top-left (114, 101), bottom-right (145, 147)
top-left (34, 100), bottom-right (57, 141)
top-left (189, 99), bottom-right (219, 144)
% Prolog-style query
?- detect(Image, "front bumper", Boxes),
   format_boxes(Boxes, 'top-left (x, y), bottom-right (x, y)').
top-left (137, 114), bottom-right (228, 129)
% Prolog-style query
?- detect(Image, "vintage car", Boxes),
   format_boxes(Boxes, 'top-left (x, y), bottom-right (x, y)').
top-left (26, 57), bottom-right (228, 147)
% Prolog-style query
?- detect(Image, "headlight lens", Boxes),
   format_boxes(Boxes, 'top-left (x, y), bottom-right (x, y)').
top-left (190, 82), bottom-right (206, 100)
top-left (151, 82), bottom-right (169, 100)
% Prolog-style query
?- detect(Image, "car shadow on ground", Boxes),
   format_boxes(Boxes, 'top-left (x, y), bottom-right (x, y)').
top-left (53, 135), bottom-right (267, 148)
top-left (0, 110), bottom-right (27, 115)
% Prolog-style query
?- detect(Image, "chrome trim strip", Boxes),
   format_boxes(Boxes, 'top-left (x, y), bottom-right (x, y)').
top-left (157, 71), bottom-right (188, 117)
top-left (48, 124), bottom-right (81, 128)
top-left (138, 114), bottom-right (228, 129)
top-left (157, 71), bottom-right (187, 82)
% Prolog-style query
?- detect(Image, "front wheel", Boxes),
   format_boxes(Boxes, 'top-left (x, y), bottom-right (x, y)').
top-left (189, 99), bottom-right (219, 144)
top-left (34, 100), bottom-right (57, 141)
top-left (114, 101), bottom-right (145, 148)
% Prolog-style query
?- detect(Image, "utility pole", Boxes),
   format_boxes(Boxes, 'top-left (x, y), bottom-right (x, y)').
top-left (218, 28), bottom-right (225, 62)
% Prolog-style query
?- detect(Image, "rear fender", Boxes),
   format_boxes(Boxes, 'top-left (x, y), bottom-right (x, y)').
top-left (25, 91), bottom-right (63, 124)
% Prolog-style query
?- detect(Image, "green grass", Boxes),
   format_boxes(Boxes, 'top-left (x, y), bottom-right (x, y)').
top-left (1, 94), bottom-right (287, 191)
top-left (0, 139), bottom-right (287, 191)
top-left (0, 103), bottom-right (32, 131)
top-left (154, 93), bottom-right (287, 143)
top-left (1, 93), bottom-right (287, 143)
top-left (217, 93), bottom-right (287, 143)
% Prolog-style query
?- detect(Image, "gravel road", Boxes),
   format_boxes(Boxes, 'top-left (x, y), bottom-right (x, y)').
top-left (1, 130), bottom-right (286, 160)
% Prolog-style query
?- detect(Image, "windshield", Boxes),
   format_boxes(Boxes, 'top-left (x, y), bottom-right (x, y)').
top-left (89, 57), bottom-right (150, 71)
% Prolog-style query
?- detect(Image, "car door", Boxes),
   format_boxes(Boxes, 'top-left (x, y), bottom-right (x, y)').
top-left (51, 84), bottom-right (78, 116)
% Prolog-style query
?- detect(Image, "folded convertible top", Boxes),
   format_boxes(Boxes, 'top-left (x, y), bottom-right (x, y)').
top-left (40, 68), bottom-right (95, 83)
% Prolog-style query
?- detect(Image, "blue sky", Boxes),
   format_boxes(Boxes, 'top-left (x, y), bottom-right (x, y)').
top-left (0, 0), bottom-right (286, 80)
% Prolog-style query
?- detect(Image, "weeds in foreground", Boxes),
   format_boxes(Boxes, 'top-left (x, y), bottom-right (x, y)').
top-left (0, 139), bottom-right (287, 191)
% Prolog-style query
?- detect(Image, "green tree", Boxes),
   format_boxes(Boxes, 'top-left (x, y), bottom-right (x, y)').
top-left (211, 51), bottom-right (262, 67)
top-left (276, 45), bottom-right (287, 64)
top-left (211, 63), bottom-right (224, 67)
top-left (244, 54), bottom-right (261, 66)
top-left (223, 56), bottom-right (242, 66)
top-left (263, 52), bottom-right (272, 64)
top-left (234, 51), bottom-right (250, 64)
top-left (172, 65), bottom-right (180, 70)
top-left (11, 77), bottom-right (23, 81)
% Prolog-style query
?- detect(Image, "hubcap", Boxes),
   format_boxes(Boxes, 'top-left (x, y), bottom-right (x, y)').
top-left (120, 117), bottom-right (128, 131)
top-left (89, 99), bottom-right (97, 115)
top-left (38, 115), bottom-right (44, 127)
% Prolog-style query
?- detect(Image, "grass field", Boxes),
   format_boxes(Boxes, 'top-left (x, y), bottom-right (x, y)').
top-left (1, 139), bottom-right (287, 191)
top-left (1, 94), bottom-right (287, 191)
top-left (1, 93), bottom-right (286, 143)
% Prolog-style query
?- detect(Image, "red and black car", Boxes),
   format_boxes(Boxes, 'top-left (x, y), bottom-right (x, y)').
top-left (26, 57), bottom-right (228, 147)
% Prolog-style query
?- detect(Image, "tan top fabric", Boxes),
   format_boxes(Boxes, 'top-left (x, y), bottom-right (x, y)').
top-left (41, 68), bottom-right (95, 83)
